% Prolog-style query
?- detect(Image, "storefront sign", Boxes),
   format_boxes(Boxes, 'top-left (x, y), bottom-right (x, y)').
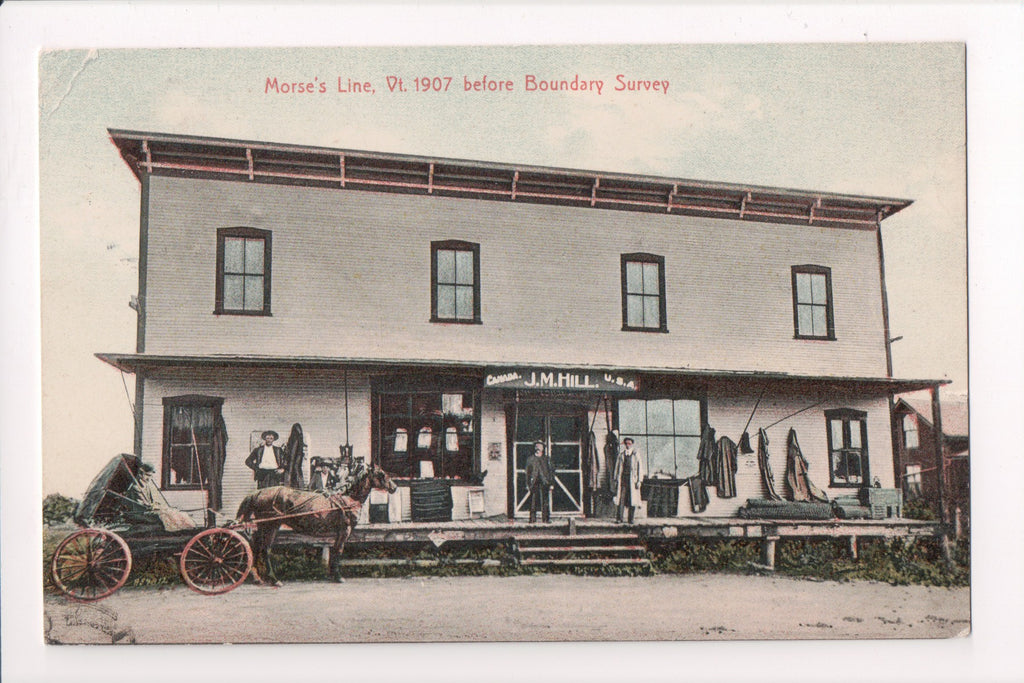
top-left (484, 367), bottom-right (639, 392)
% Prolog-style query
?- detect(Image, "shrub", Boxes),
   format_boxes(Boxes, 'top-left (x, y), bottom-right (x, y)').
top-left (902, 498), bottom-right (938, 521)
top-left (649, 538), bottom-right (759, 574)
top-left (43, 493), bottom-right (79, 527)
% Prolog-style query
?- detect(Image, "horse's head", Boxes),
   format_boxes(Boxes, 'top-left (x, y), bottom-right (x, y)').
top-left (369, 464), bottom-right (398, 494)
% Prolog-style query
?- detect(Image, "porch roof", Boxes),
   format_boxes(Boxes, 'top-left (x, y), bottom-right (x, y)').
top-left (96, 352), bottom-right (947, 395)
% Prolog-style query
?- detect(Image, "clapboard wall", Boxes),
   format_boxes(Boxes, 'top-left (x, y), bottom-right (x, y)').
top-left (141, 175), bottom-right (890, 378)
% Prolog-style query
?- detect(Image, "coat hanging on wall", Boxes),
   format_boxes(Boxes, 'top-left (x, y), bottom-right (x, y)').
top-left (697, 425), bottom-right (717, 487)
top-left (713, 436), bottom-right (739, 498)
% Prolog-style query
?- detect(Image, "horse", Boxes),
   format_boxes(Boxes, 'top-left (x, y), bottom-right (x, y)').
top-left (235, 463), bottom-right (397, 585)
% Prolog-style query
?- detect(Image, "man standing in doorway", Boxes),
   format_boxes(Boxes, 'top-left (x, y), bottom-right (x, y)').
top-left (613, 437), bottom-right (645, 523)
top-left (525, 440), bottom-right (554, 523)
top-left (245, 430), bottom-right (286, 489)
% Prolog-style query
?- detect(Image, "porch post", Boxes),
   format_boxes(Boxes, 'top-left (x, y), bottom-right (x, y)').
top-left (930, 384), bottom-right (947, 525)
top-left (930, 384), bottom-right (954, 567)
top-left (762, 536), bottom-right (779, 570)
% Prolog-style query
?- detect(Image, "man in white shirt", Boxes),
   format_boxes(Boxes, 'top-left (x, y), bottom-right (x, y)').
top-left (245, 430), bottom-right (286, 489)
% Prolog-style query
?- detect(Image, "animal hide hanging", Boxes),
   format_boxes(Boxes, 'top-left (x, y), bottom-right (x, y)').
top-left (784, 428), bottom-right (829, 503)
top-left (757, 428), bottom-right (783, 501)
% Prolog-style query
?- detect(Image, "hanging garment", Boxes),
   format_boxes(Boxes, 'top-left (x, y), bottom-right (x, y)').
top-left (697, 426), bottom-right (717, 487)
top-left (784, 428), bottom-right (829, 503)
top-left (585, 431), bottom-right (601, 493)
top-left (284, 423), bottom-right (306, 489)
top-left (757, 428), bottom-right (783, 501)
top-left (713, 436), bottom-right (739, 498)
top-left (207, 414), bottom-right (228, 511)
top-left (684, 475), bottom-right (709, 513)
top-left (603, 431), bottom-right (619, 495)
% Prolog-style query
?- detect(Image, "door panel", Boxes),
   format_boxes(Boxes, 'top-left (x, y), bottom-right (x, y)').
top-left (511, 411), bottom-right (584, 518)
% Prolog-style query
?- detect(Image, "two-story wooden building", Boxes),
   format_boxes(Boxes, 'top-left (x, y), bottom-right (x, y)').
top-left (97, 129), bottom-right (946, 528)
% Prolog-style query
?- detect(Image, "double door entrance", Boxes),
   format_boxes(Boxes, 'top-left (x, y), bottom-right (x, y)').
top-left (509, 407), bottom-right (585, 519)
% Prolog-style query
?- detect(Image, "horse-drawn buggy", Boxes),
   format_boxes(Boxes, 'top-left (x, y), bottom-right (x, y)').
top-left (50, 454), bottom-right (254, 601)
top-left (50, 453), bottom-right (396, 601)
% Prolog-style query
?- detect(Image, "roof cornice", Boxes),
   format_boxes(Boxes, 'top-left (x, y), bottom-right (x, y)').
top-left (108, 129), bottom-right (912, 230)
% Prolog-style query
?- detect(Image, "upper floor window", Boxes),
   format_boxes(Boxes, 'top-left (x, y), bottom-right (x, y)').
top-left (902, 414), bottom-right (920, 449)
top-left (162, 395), bottom-right (225, 490)
top-left (216, 227), bottom-right (272, 315)
top-left (791, 265), bottom-right (834, 339)
top-left (431, 240), bottom-right (481, 323)
top-left (621, 253), bottom-right (667, 332)
top-left (825, 408), bottom-right (869, 488)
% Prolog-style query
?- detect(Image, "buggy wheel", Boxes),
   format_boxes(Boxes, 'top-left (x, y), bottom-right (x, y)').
top-left (50, 529), bottom-right (132, 602)
top-left (179, 528), bottom-right (253, 595)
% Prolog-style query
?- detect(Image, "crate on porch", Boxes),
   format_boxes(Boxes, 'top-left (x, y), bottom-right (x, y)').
top-left (860, 488), bottom-right (902, 519)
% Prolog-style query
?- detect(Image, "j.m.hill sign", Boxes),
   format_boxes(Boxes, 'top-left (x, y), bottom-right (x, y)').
top-left (484, 367), bottom-right (639, 392)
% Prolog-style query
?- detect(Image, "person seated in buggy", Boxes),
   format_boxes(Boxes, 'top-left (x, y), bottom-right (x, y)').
top-left (124, 463), bottom-right (198, 532)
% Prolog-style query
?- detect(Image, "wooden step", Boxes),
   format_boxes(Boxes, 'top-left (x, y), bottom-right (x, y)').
top-left (517, 533), bottom-right (640, 543)
top-left (520, 545), bottom-right (646, 554)
top-left (521, 557), bottom-right (651, 567)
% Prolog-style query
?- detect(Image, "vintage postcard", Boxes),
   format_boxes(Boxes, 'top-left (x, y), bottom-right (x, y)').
top-left (6, 3), bottom-right (1022, 682)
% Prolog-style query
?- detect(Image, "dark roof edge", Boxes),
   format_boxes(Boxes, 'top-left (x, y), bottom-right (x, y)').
top-left (107, 128), bottom-right (913, 224)
top-left (894, 397), bottom-right (969, 437)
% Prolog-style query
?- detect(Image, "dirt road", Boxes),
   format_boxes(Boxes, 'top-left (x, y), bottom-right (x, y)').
top-left (45, 573), bottom-right (968, 644)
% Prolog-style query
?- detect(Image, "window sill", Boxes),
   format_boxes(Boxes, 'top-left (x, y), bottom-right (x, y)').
top-left (793, 334), bottom-right (835, 341)
top-left (430, 317), bottom-right (482, 325)
top-left (214, 309), bottom-right (273, 317)
top-left (622, 326), bottom-right (669, 333)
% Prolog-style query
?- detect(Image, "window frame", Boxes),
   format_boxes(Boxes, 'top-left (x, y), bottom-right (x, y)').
top-left (430, 240), bottom-right (481, 324)
top-left (791, 265), bottom-right (835, 340)
top-left (904, 464), bottom-right (924, 499)
top-left (161, 395), bottom-right (225, 491)
top-left (824, 408), bottom-right (869, 488)
top-left (371, 374), bottom-right (481, 480)
top-left (215, 227), bottom-right (273, 316)
top-left (620, 253), bottom-right (668, 333)
top-left (616, 395), bottom-right (706, 479)
top-left (902, 413), bottom-right (920, 450)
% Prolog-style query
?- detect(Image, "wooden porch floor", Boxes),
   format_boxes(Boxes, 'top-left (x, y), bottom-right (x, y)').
top-left (344, 515), bottom-right (943, 545)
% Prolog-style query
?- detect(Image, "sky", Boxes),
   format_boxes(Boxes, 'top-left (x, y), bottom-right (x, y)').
top-left (4, 4), bottom-right (1023, 683)
top-left (36, 42), bottom-right (966, 499)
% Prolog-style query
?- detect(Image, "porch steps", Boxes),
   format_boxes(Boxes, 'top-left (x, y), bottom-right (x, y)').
top-left (514, 532), bottom-right (652, 573)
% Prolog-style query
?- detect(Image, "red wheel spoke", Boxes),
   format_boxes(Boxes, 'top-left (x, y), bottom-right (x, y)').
top-left (180, 530), bottom-right (251, 594)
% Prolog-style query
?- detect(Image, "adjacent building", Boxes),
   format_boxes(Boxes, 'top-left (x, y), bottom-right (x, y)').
top-left (893, 393), bottom-right (970, 527)
top-left (98, 129), bottom-right (946, 526)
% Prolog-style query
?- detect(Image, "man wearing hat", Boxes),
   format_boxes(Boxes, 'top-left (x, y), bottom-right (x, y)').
top-left (245, 430), bottom-right (287, 489)
top-left (525, 440), bottom-right (554, 523)
top-left (613, 436), bottom-right (645, 523)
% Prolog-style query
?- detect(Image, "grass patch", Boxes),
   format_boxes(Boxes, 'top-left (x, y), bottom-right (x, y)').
top-left (44, 526), bottom-right (969, 590)
top-left (648, 538), bottom-right (760, 574)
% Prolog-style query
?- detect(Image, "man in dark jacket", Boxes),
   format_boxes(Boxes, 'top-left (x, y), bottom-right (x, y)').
top-left (245, 430), bottom-right (286, 489)
top-left (525, 440), bottom-right (554, 523)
